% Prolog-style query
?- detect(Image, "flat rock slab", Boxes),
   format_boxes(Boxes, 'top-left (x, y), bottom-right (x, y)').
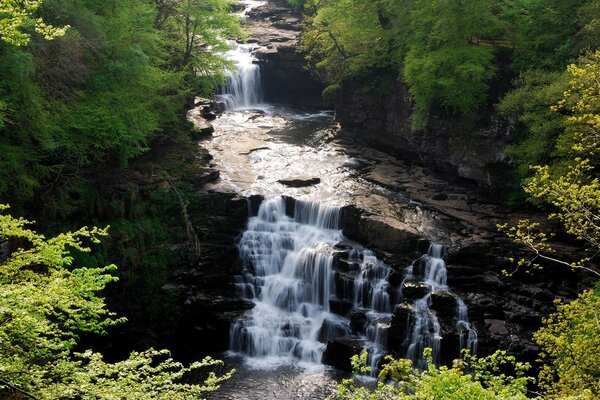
top-left (278, 177), bottom-right (321, 187)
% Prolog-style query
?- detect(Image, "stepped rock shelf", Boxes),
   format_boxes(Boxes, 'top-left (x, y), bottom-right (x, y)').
top-left (230, 197), bottom-right (477, 372)
top-left (181, 0), bottom-right (587, 398)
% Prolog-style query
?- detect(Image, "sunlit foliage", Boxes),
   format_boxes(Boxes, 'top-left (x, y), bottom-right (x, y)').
top-left (330, 349), bottom-right (531, 400)
top-left (0, 204), bottom-right (233, 398)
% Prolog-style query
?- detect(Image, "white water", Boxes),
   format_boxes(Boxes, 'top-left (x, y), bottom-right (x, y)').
top-left (230, 198), bottom-right (346, 368)
top-left (230, 198), bottom-right (399, 371)
top-left (219, 44), bottom-right (263, 110)
top-left (230, 198), bottom-right (477, 375)
top-left (219, 0), bottom-right (477, 377)
top-left (401, 244), bottom-right (478, 368)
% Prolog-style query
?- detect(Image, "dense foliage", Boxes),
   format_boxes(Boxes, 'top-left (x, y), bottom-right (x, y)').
top-left (0, 0), bottom-right (240, 206)
top-left (0, 205), bottom-right (233, 398)
top-left (500, 51), bottom-right (600, 277)
top-left (499, 50), bottom-right (600, 400)
top-left (302, 0), bottom-right (599, 131)
top-left (534, 290), bottom-right (600, 399)
top-left (331, 349), bottom-right (531, 400)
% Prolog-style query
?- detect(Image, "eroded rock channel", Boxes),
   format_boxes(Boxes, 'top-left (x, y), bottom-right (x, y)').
top-left (180, 0), bottom-right (587, 398)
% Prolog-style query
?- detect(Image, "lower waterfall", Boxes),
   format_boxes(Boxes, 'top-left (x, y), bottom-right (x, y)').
top-left (230, 197), bottom-right (477, 371)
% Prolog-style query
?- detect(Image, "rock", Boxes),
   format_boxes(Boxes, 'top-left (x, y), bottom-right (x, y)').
top-left (278, 177), bottom-right (321, 187)
top-left (187, 107), bottom-right (215, 139)
top-left (401, 279), bottom-right (432, 300)
top-left (430, 291), bottom-right (457, 318)
top-left (317, 318), bottom-right (351, 343)
top-left (329, 297), bottom-right (354, 316)
top-left (432, 193), bottom-right (448, 201)
top-left (389, 302), bottom-right (414, 350)
top-left (485, 319), bottom-right (509, 337)
top-left (350, 309), bottom-right (368, 334)
top-left (185, 169), bottom-right (219, 188)
top-left (322, 337), bottom-right (367, 371)
top-left (334, 271), bottom-right (356, 301)
top-left (342, 206), bottom-right (421, 254)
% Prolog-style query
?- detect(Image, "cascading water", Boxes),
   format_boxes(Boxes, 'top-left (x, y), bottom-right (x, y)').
top-left (217, 1), bottom-right (264, 110)
top-left (230, 197), bottom-right (346, 368)
top-left (219, 44), bottom-right (263, 110)
top-left (230, 198), bottom-right (478, 372)
top-left (400, 244), bottom-right (478, 368)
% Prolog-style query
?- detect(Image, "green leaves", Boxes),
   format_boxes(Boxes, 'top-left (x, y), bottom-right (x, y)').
top-left (0, 205), bottom-right (232, 398)
top-left (534, 290), bottom-right (600, 398)
top-left (329, 349), bottom-right (530, 400)
top-left (0, 0), bottom-right (68, 46)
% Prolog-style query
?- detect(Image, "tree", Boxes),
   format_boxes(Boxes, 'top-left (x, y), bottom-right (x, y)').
top-left (302, 0), bottom-right (400, 87)
top-left (403, 0), bottom-right (499, 128)
top-left (534, 289), bottom-right (600, 399)
top-left (330, 349), bottom-right (531, 400)
top-left (0, 0), bottom-right (68, 46)
top-left (0, 204), bottom-right (233, 399)
top-left (499, 51), bottom-right (600, 277)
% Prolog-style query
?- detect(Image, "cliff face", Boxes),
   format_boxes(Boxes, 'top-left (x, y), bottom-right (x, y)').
top-left (245, 0), bottom-right (324, 107)
top-left (332, 79), bottom-right (514, 189)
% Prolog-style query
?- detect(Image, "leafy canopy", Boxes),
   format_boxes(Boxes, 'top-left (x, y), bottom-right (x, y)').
top-left (0, 0), bottom-right (68, 46)
top-left (499, 51), bottom-right (600, 277)
top-left (330, 349), bottom-right (531, 400)
top-left (0, 204), bottom-right (233, 399)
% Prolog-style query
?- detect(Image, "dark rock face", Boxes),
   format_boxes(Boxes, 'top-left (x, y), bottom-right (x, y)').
top-left (169, 194), bottom-right (251, 355)
top-left (322, 337), bottom-right (367, 371)
top-left (342, 205), bottom-right (421, 255)
top-left (278, 177), bottom-right (321, 187)
top-left (444, 241), bottom-right (587, 361)
top-left (331, 79), bottom-right (513, 189)
top-left (245, 0), bottom-right (324, 107)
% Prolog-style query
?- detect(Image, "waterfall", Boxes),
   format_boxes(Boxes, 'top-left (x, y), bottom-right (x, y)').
top-left (219, 44), bottom-right (263, 110)
top-left (230, 197), bottom-right (346, 368)
top-left (216, 0), bottom-right (265, 110)
top-left (230, 197), bottom-right (477, 371)
top-left (400, 244), bottom-right (478, 368)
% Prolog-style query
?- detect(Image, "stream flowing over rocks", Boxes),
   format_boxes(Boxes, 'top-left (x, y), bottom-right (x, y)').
top-left (180, 0), bottom-right (588, 398)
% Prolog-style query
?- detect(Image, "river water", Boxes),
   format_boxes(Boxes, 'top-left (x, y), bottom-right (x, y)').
top-left (203, 1), bottom-right (477, 398)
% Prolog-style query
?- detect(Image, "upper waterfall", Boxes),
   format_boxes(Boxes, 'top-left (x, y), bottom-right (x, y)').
top-left (219, 44), bottom-right (264, 110)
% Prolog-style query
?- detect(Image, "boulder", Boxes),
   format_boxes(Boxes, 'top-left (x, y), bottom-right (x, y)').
top-left (401, 280), bottom-right (432, 300)
top-left (322, 337), bottom-right (366, 371)
top-left (329, 297), bottom-right (354, 317)
top-left (350, 309), bottom-right (368, 334)
top-left (278, 177), bottom-right (321, 187)
top-left (430, 291), bottom-right (457, 319)
top-left (389, 302), bottom-right (415, 350)
top-left (317, 318), bottom-right (351, 343)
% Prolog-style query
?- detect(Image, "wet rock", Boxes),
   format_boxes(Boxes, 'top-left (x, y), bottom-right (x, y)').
top-left (401, 280), bottom-right (432, 300)
top-left (389, 302), bottom-right (414, 350)
top-left (278, 177), bottom-right (321, 187)
top-left (430, 291), bottom-right (457, 318)
top-left (322, 337), bottom-right (367, 371)
top-left (282, 195), bottom-right (296, 218)
top-left (332, 251), bottom-right (350, 271)
top-left (329, 297), bottom-right (354, 316)
top-left (318, 318), bottom-right (351, 343)
top-left (350, 309), bottom-right (368, 334)
top-left (334, 271), bottom-right (356, 302)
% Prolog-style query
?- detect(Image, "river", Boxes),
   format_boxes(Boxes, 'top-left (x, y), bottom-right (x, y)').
top-left (201, 1), bottom-right (477, 398)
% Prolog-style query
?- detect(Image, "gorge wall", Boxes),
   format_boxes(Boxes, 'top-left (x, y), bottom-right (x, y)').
top-left (173, 0), bottom-right (587, 373)
top-left (330, 79), bottom-right (514, 190)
